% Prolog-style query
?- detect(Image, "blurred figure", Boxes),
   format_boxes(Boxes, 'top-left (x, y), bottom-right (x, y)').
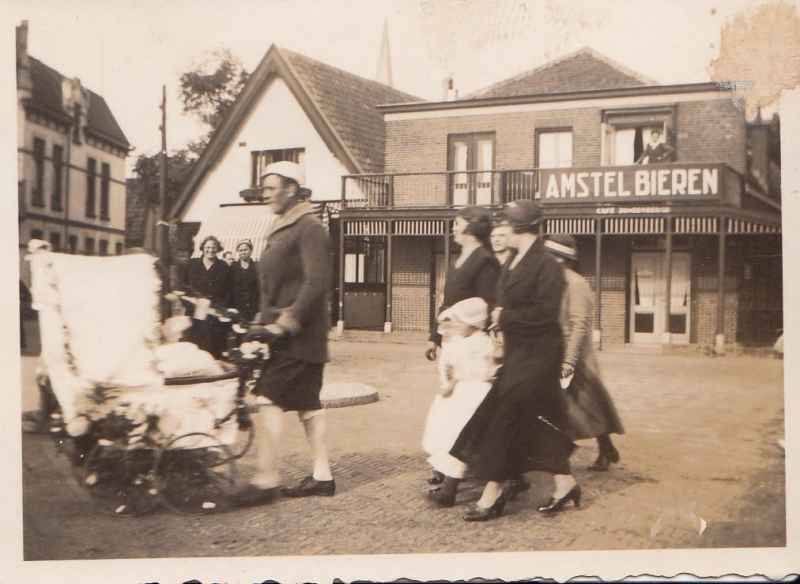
top-left (490, 223), bottom-right (512, 266)
top-left (185, 235), bottom-right (231, 358)
top-left (229, 239), bottom-right (260, 322)
top-left (222, 251), bottom-right (234, 266)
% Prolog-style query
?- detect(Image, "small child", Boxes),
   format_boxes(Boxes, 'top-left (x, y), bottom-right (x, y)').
top-left (422, 297), bottom-right (498, 501)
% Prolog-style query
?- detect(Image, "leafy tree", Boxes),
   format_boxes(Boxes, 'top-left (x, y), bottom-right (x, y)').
top-left (132, 49), bottom-right (249, 214)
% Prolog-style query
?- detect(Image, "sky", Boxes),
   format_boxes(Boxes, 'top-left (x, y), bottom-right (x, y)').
top-left (8, 0), bottom-right (770, 176)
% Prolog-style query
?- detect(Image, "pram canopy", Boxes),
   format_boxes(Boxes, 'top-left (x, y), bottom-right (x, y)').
top-left (28, 244), bottom-right (238, 443)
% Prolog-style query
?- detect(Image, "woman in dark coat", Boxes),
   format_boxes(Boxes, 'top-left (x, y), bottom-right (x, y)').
top-left (451, 200), bottom-right (579, 521)
top-left (229, 239), bottom-right (260, 322)
top-left (185, 235), bottom-right (231, 359)
top-left (425, 206), bottom-right (500, 498)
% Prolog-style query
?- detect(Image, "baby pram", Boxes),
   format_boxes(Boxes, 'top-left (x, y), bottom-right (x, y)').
top-left (27, 242), bottom-right (268, 516)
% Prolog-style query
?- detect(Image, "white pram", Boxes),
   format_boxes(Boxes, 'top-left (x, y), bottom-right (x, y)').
top-left (27, 242), bottom-right (267, 515)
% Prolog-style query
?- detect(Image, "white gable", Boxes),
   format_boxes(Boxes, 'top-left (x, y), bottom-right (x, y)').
top-left (182, 76), bottom-right (350, 223)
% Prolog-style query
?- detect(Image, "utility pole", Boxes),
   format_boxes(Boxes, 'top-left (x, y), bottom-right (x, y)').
top-left (158, 85), bottom-right (169, 267)
top-left (158, 85), bottom-right (170, 317)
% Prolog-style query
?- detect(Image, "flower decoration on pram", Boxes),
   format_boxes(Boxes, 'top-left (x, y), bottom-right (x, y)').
top-left (26, 242), bottom-right (276, 516)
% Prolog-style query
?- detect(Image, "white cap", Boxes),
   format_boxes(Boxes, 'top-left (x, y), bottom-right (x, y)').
top-left (438, 297), bottom-right (489, 329)
top-left (261, 161), bottom-right (305, 187)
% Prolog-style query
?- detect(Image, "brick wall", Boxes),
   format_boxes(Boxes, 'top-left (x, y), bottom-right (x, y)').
top-left (391, 238), bottom-right (432, 331)
top-left (576, 236), bottom-right (628, 345)
top-left (385, 97), bottom-right (747, 193)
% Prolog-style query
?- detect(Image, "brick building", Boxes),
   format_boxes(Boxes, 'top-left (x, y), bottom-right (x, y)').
top-left (337, 48), bottom-right (782, 350)
top-left (16, 21), bottom-right (130, 287)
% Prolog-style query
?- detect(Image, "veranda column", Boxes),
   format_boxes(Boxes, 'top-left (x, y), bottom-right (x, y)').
top-left (384, 221), bottom-right (393, 333)
top-left (595, 217), bottom-right (603, 350)
top-left (336, 218), bottom-right (345, 336)
top-left (715, 218), bottom-right (727, 354)
top-left (663, 218), bottom-right (673, 346)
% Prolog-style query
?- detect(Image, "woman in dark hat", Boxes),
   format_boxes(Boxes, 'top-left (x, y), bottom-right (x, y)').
top-left (185, 235), bottom-right (231, 358)
top-left (425, 205), bottom-right (500, 502)
top-left (544, 234), bottom-right (624, 471)
top-left (229, 239), bottom-right (260, 322)
top-left (450, 200), bottom-right (579, 521)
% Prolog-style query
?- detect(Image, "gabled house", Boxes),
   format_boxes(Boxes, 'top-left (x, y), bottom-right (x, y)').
top-left (169, 44), bottom-right (420, 267)
top-left (338, 46), bottom-right (782, 349)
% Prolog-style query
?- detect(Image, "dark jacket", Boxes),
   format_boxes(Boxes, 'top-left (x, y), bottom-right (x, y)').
top-left (430, 245), bottom-right (500, 344)
top-left (185, 257), bottom-right (231, 307)
top-left (230, 260), bottom-right (260, 321)
top-left (258, 200), bottom-right (330, 364)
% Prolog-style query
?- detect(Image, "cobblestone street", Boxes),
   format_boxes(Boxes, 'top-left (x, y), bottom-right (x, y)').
top-left (21, 337), bottom-right (785, 560)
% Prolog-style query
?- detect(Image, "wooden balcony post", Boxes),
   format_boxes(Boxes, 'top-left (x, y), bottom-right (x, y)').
top-left (715, 218), bottom-right (727, 354)
top-left (663, 218), bottom-right (673, 346)
top-left (595, 217), bottom-right (603, 351)
top-left (336, 218), bottom-right (345, 336)
top-left (388, 175), bottom-right (394, 208)
top-left (384, 220), bottom-right (393, 332)
top-left (340, 175), bottom-right (347, 205)
top-left (498, 170), bottom-right (505, 206)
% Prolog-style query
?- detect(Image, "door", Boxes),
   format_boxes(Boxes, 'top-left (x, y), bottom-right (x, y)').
top-left (448, 133), bottom-right (495, 206)
top-left (630, 252), bottom-right (691, 344)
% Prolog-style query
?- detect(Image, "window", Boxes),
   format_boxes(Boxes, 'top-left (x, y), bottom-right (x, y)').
top-left (99, 240), bottom-right (109, 256)
top-left (344, 237), bottom-right (385, 284)
top-left (602, 107), bottom-right (674, 166)
top-left (100, 163), bottom-right (111, 219)
top-left (536, 129), bottom-right (573, 169)
top-left (84, 237), bottom-right (95, 255)
top-left (68, 235), bottom-right (78, 254)
top-left (31, 228), bottom-right (44, 241)
top-left (32, 138), bottom-right (45, 207)
top-left (50, 231), bottom-right (61, 251)
top-left (51, 144), bottom-right (64, 211)
top-left (447, 133), bottom-right (495, 205)
top-left (251, 148), bottom-right (306, 187)
top-left (86, 157), bottom-right (97, 218)
top-left (115, 242), bottom-right (124, 255)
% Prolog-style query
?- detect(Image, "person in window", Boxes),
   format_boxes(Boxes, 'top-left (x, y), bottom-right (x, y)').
top-left (636, 127), bottom-right (675, 165)
top-left (184, 235), bottom-right (231, 359)
top-left (424, 206), bottom-right (500, 494)
top-left (544, 234), bottom-right (625, 472)
top-left (450, 200), bottom-right (578, 521)
top-left (232, 161), bottom-right (334, 507)
top-left (229, 239), bottom-right (260, 322)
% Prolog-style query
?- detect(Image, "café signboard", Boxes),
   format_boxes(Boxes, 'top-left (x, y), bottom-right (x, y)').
top-left (535, 165), bottom-right (722, 203)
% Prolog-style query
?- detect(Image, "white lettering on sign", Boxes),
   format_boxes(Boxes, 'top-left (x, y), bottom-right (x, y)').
top-left (595, 206), bottom-right (672, 215)
top-left (539, 167), bottom-right (720, 200)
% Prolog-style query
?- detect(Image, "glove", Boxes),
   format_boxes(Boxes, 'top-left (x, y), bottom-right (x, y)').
top-left (243, 324), bottom-right (284, 343)
top-left (425, 341), bottom-right (438, 362)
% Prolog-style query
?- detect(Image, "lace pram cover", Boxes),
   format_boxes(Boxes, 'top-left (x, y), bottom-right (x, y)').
top-left (29, 247), bottom-right (238, 445)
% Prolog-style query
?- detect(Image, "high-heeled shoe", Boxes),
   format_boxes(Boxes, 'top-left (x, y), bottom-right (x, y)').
top-left (427, 476), bottom-right (459, 507)
top-left (463, 490), bottom-right (508, 521)
top-left (537, 484), bottom-right (581, 513)
top-left (589, 447), bottom-right (620, 471)
top-left (428, 470), bottom-right (445, 485)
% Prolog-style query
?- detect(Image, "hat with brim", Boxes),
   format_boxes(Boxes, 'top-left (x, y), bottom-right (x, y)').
top-left (438, 297), bottom-right (488, 329)
top-left (500, 199), bottom-right (543, 229)
top-left (545, 234), bottom-right (578, 261)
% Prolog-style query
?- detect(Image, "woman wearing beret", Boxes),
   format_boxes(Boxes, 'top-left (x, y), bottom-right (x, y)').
top-left (229, 239), bottom-right (260, 323)
top-left (451, 200), bottom-right (579, 521)
top-left (544, 234), bottom-right (624, 471)
top-left (426, 205), bottom-right (500, 504)
top-left (185, 235), bottom-right (231, 359)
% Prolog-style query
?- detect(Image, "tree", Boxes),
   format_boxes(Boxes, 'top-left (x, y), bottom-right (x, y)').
top-left (132, 49), bottom-right (250, 219)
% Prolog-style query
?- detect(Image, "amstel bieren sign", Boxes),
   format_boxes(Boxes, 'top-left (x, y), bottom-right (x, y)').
top-left (536, 165), bottom-right (721, 202)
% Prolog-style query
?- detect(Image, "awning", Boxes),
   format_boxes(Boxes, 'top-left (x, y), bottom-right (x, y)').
top-left (191, 205), bottom-right (276, 261)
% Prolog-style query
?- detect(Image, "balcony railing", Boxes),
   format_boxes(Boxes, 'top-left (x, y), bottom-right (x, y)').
top-left (341, 163), bottom-right (741, 210)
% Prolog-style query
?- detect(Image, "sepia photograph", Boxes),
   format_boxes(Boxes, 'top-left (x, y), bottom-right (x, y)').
top-left (4, 0), bottom-right (798, 580)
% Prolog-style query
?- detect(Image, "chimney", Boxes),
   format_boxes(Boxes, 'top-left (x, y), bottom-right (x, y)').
top-left (442, 76), bottom-right (457, 101)
top-left (16, 20), bottom-right (32, 99)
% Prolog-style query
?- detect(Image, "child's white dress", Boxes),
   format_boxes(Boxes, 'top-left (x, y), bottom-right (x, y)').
top-left (422, 331), bottom-right (497, 478)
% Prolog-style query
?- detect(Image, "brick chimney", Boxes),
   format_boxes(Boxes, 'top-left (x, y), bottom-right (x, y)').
top-left (441, 76), bottom-right (458, 101)
top-left (16, 21), bottom-right (32, 100)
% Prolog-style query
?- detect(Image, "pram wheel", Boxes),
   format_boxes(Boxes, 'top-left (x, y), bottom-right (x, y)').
top-left (81, 442), bottom-right (161, 516)
top-left (154, 432), bottom-right (239, 514)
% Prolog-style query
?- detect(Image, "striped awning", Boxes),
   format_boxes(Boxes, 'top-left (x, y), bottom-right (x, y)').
top-left (191, 205), bottom-right (276, 261)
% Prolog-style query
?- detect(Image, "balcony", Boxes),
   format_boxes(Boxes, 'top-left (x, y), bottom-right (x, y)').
top-left (341, 163), bottom-right (744, 211)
